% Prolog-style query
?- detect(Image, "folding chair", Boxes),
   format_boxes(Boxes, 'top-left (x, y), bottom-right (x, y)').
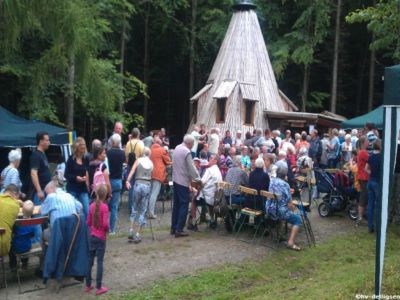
top-left (13, 216), bottom-right (48, 294)
top-left (0, 228), bottom-right (7, 297)
top-left (260, 190), bottom-right (287, 243)
top-left (234, 186), bottom-right (263, 239)
top-left (216, 182), bottom-right (236, 232)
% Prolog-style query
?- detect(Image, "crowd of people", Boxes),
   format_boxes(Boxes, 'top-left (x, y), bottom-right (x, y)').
top-left (0, 120), bottom-right (399, 295)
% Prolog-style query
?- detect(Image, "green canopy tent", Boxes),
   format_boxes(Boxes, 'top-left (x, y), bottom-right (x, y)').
top-left (0, 106), bottom-right (75, 194)
top-left (0, 106), bottom-right (73, 147)
top-left (341, 105), bottom-right (383, 130)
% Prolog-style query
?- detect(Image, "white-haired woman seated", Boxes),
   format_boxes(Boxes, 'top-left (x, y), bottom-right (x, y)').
top-left (1, 149), bottom-right (22, 193)
top-left (247, 158), bottom-right (270, 210)
top-left (263, 153), bottom-right (277, 178)
top-left (224, 155), bottom-right (248, 205)
top-left (266, 165), bottom-right (302, 251)
top-left (296, 147), bottom-right (313, 174)
top-left (126, 147), bottom-right (153, 243)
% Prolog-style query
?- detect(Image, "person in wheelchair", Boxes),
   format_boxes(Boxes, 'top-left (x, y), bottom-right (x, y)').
top-left (266, 166), bottom-right (302, 251)
top-left (188, 155), bottom-right (222, 231)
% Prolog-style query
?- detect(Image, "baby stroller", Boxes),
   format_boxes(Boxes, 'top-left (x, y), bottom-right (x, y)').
top-left (314, 167), bottom-right (358, 220)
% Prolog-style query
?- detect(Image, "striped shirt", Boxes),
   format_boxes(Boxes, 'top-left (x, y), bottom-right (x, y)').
top-left (40, 188), bottom-right (82, 227)
top-left (1, 166), bottom-right (22, 192)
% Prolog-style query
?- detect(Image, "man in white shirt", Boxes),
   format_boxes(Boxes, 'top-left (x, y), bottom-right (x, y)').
top-left (234, 130), bottom-right (243, 148)
top-left (191, 126), bottom-right (201, 158)
top-left (208, 128), bottom-right (220, 155)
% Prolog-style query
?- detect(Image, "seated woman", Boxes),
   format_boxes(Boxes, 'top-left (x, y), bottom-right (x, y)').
top-left (247, 158), bottom-right (269, 210)
top-left (263, 153), bottom-right (277, 178)
top-left (265, 166), bottom-right (302, 251)
top-left (224, 156), bottom-right (249, 205)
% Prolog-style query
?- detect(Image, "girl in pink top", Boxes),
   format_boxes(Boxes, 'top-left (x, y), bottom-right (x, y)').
top-left (85, 184), bottom-right (109, 296)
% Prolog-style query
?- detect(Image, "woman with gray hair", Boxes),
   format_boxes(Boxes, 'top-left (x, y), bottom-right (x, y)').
top-left (266, 165), bottom-right (302, 251)
top-left (1, 149), bottom-right (22, 192)
top-left (247, 158), bottom-right (269, 210)
top-left (126, 147), bottom-right (153, 243)
top-left (224, 155), bottom-right (248, 205)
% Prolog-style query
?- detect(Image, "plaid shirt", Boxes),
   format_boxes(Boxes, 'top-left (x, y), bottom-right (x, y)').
top-left (224, 166), bottom-right (248, 196)
top-left (41, 188), bottom-right (82, 227)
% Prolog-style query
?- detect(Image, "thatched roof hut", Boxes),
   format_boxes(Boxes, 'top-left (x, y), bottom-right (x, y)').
top-left (188, 0), bottom-right (297, 134)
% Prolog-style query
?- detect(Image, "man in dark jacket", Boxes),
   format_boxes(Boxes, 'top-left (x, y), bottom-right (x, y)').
top-left (309, 130), bottom-right (322, 166)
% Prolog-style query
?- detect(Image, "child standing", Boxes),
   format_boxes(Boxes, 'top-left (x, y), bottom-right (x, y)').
top-left (85, 184), bottom-right (109, 296)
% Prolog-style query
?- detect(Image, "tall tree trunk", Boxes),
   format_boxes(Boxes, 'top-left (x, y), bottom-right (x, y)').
top-left (104, 119), bottom-right (108, 140)
top-left (301, 64), bottom-right (310, 112)
top-left (143, 4), bottom-right (150, 132)
top-left (330, 0), bottom-right (342, 113)
top-left (368, 34), bottom-right (375, 111)
top-left (66, 53), bottom-right (75, 130)
top-left (188, 0), bottom-right (197, 122)
top-left (355, 43), bottom-right (368, 114)
top-left (119, 19), bottom-right (127, 114)
top-left (367, 0), bottom-right (376, 111)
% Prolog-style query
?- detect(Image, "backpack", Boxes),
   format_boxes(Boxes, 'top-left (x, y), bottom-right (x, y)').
top-left (127, 141), bottom-right (138, 168)
top-left (92, 163), bottom-right (106, 193)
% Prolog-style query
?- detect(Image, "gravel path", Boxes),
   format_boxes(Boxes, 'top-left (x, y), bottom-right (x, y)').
top-left (0, 195), bottom-right (358, 300)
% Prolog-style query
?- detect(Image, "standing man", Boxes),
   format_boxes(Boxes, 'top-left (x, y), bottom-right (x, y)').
top-left (107, 121), bottom-right (123, 150)
top-left (171, 134), bottom-right (200, 237)
top-left (107, 134), bottom-right (126, 234)
top-left (309, 130), bottom-right (322, 166)
top-left (160, 128), bottom-right (170, 148)
top-left (234, 130), bottom-right (243, 148)
top-left (149, 137), bottom-right (172, 219)
top-left (197, 124), bottom-right (208, 157)
top-left (191, 126), bottom-right (201, 158)
top-left (30, 132), bottom-right (52, 205)
top-left (208, 128), bottom-right (220, 155)
top-left (320, 133), bottom-right (330, 169)
top-left (327, 129), bottom-right (340, 169)
top-left (125, 128), bottom-right (144, 213)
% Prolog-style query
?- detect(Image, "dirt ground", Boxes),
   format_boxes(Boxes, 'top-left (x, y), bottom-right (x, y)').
top-left (0, 194), bottom-right (359, 300)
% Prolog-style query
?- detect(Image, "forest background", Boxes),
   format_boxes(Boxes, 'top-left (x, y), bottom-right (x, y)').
top-left (0, 0), bottom-right (399, 143)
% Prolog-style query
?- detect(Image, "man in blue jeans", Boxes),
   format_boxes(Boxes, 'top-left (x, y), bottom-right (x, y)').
top-left (107, 134), bottom-right (125, 234)
top-left (171, 134), bottom-right (200, 237)
top-left (365, 139), bottom-right (381, 233)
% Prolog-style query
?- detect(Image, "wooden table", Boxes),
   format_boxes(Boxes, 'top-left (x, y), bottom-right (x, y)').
top-left (18, 205), bottom-right (41, 218)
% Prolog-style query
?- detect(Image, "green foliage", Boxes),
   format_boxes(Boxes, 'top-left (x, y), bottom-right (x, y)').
top-left (346, 0), bottom-right (400, 62)
top-left (112, 227), bottom-right (400, 299)
top-left (0, 0), bottom-right (146, 134)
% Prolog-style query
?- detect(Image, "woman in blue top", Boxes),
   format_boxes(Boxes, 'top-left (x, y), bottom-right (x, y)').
top-left (65, 137), bottom-right (90, 217)
top-left (266, 165), bottom-right (302, 251)
top-left (240, 146), bottom-right (251, 171)
top-left (365, 139), bottom-right (382, 233)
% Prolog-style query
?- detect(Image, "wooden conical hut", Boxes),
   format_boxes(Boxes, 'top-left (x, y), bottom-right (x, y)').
top-left (189, 0), bottom-right (298, 134)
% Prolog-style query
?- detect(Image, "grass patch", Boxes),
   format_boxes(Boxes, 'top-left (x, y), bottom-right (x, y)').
top-left (111, 226), bottom-right (400, 300)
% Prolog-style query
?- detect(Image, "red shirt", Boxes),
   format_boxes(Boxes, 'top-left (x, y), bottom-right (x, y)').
top-left (357, 150), bottom-right (369, 181)
top-left (87, 202), bottom-right (109, 240)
